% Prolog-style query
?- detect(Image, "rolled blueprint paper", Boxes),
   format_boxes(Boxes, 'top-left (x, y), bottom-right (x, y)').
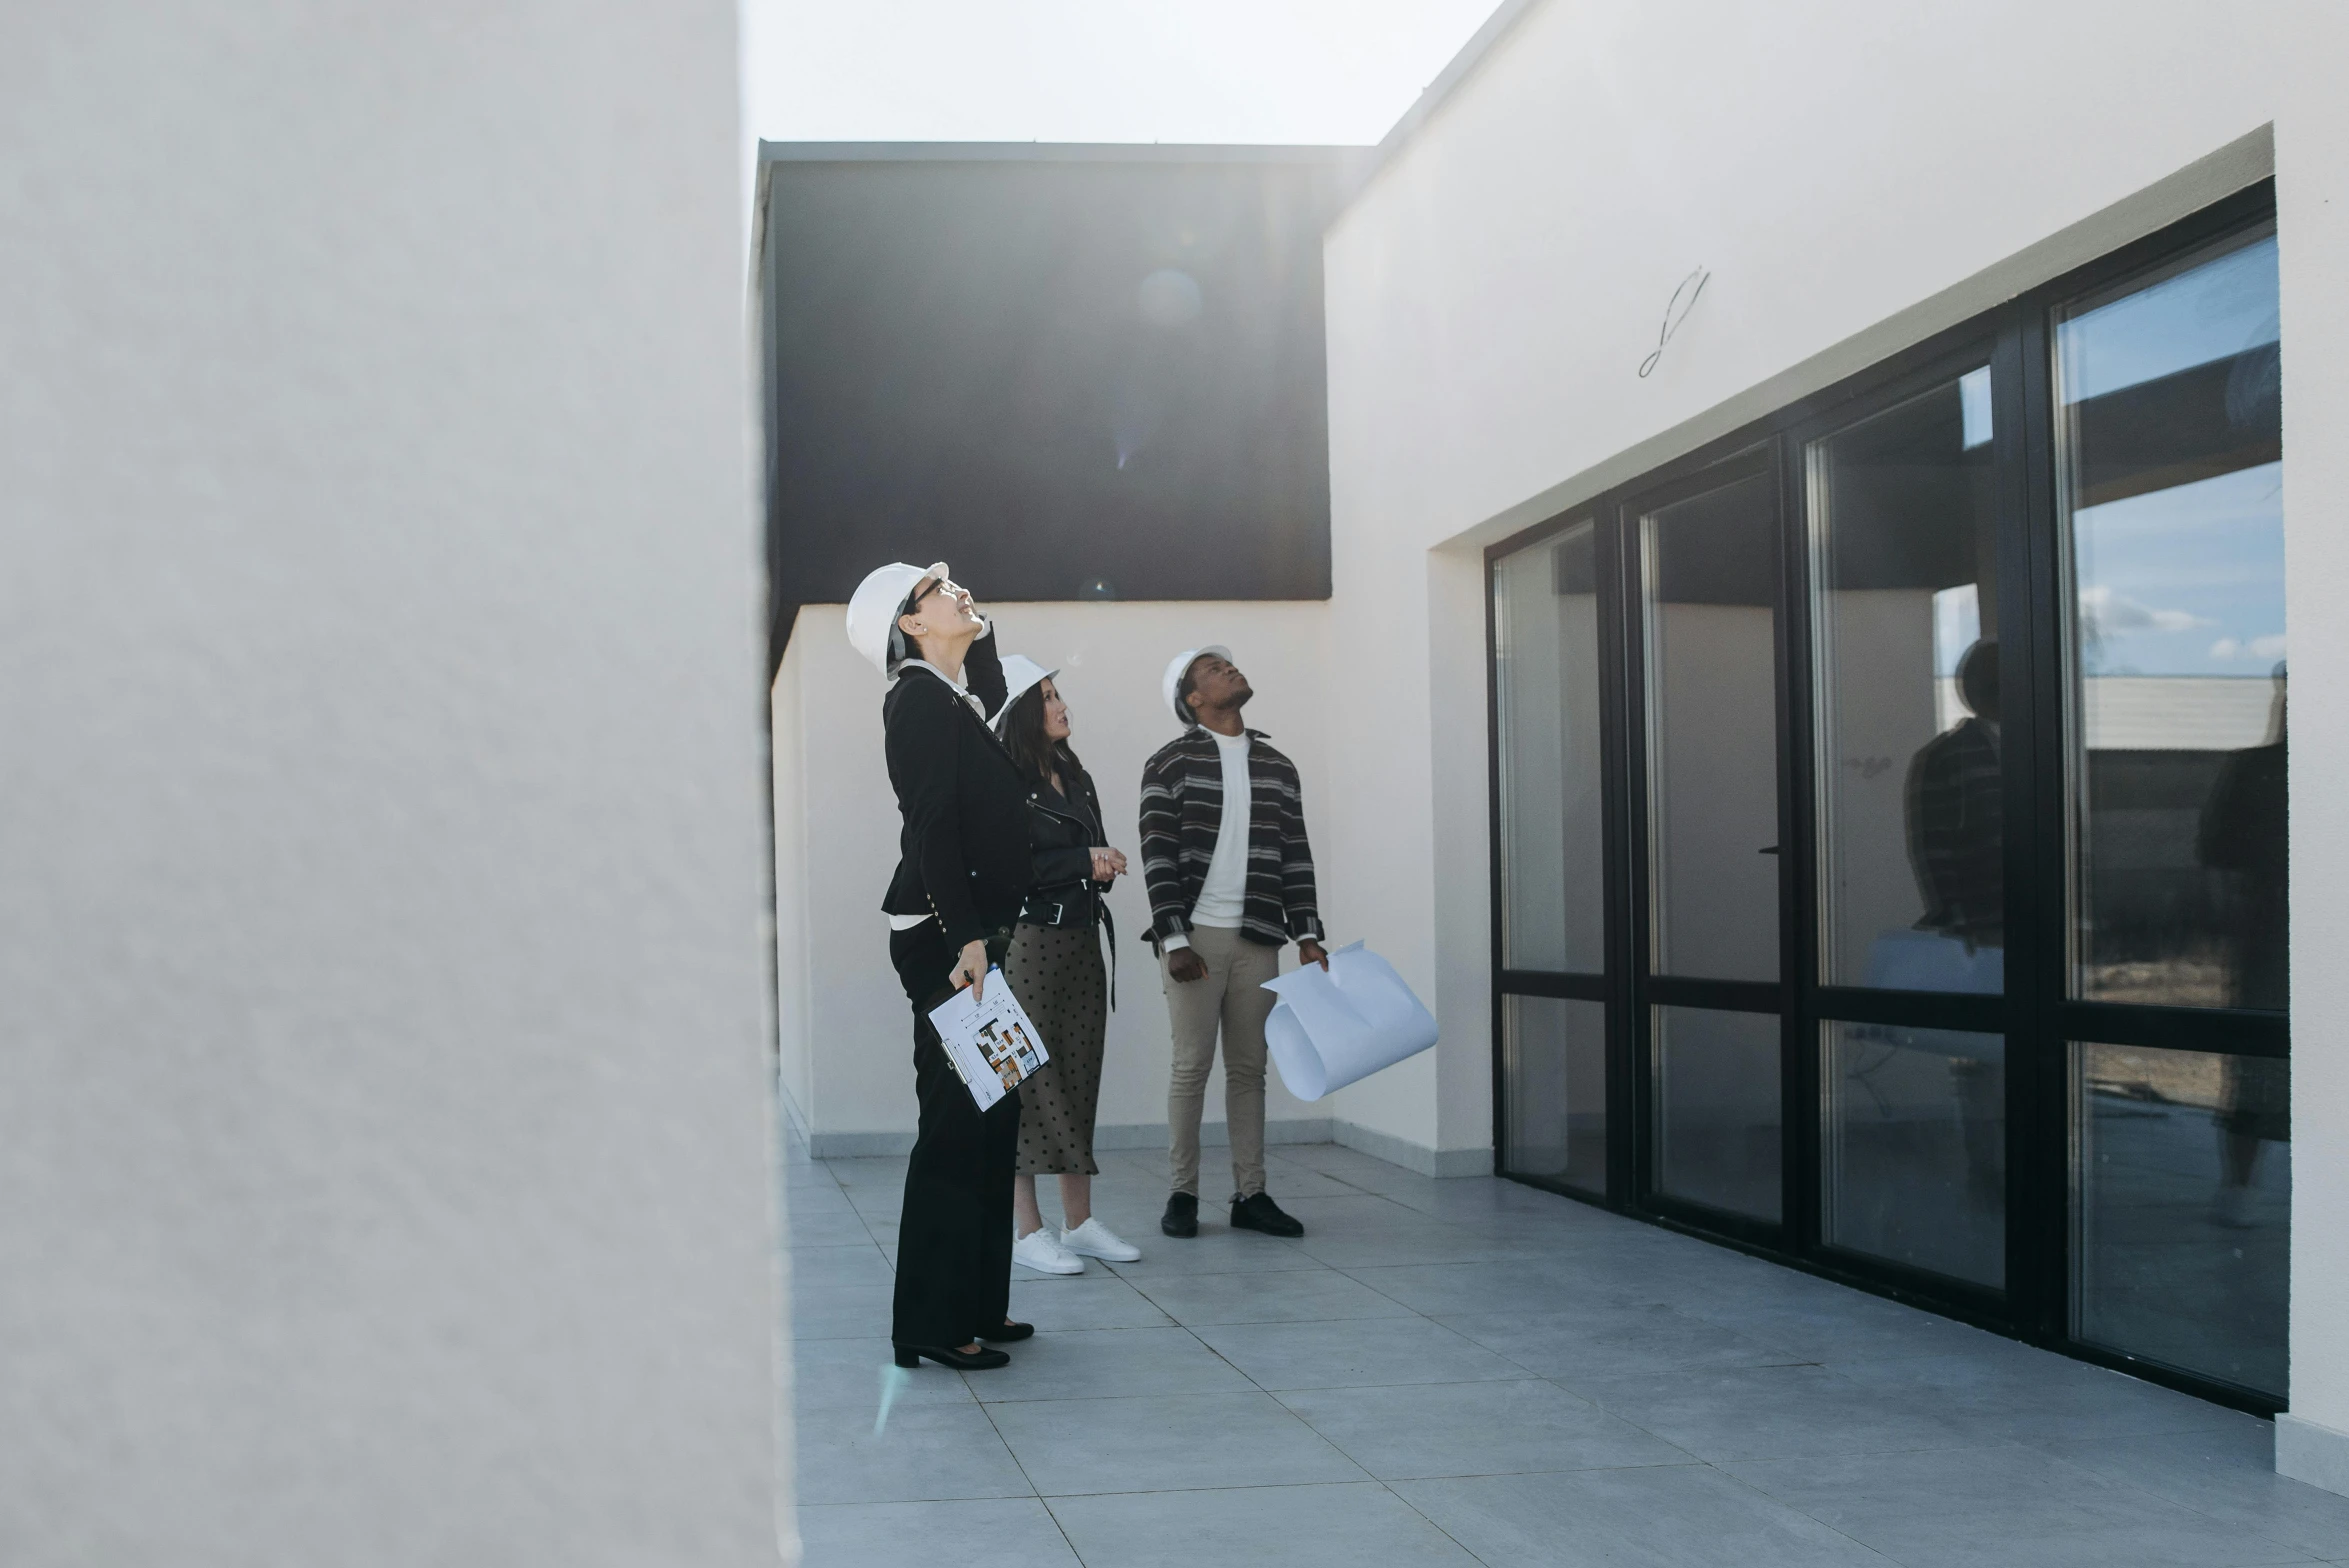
top-left (1260, 942), bottom-right (1439, 1101)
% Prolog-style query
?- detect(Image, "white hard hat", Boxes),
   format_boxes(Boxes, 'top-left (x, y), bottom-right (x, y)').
top-left (845, 560), bottom-right (949, 677)
top-left (991, 655), bottom-right (1060, 731)
top-left (1162, 645), bottom-right (1232, 727)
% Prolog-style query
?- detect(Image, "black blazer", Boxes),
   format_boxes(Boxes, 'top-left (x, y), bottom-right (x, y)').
top-left (880, 630), bottom-right (1033, 951)
top-left (1018, 764), bottom-right (1110, 928)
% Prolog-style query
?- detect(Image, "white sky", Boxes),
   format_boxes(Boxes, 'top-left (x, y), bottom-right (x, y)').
top-left (743, 0), bottom-right (1505, 147)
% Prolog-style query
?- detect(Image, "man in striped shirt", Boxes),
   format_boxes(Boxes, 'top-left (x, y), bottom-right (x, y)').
top-left (1141, 646), bottom-right (1328, 1241)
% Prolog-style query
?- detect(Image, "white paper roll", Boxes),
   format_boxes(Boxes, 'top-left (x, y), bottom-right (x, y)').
top-left (1259, 942), bottom-right (1439, 1101)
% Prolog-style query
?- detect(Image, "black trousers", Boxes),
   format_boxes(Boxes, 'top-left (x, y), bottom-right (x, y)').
top-left (889, 923), bottom-right (1019, 1349)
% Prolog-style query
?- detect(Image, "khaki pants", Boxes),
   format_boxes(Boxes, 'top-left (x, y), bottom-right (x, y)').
top-left (1163, 925), bottom-right (1281, 1199)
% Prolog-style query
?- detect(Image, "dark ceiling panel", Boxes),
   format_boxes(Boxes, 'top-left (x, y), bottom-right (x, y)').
top-left (761, 147), bottom-right (1353, 665)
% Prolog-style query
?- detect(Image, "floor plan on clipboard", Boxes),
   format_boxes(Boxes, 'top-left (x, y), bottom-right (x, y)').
top-left (926, 967), bottom-right (1049, 1111)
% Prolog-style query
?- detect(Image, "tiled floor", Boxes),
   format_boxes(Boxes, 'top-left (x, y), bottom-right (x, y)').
top-left (785, 1137), bottom-right (2349, 1567)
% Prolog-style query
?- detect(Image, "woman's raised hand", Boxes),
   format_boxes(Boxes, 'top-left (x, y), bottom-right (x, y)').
top-left (1090, 847), bottom-right (1128, 882)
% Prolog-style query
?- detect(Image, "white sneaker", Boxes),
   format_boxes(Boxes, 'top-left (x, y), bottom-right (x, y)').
top-left (1060, 1217), bottom-right (1142, 1263)
top-left (1013, 1227), bottom-right (1085, 1274)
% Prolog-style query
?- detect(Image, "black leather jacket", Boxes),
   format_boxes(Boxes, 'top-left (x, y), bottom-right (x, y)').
top-left (1019, 765), bottom-right (1111, 930)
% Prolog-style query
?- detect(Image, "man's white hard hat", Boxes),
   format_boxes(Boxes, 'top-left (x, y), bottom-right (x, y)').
top-left (1161, 645), bottom-right (1232, 728)
top-left (991, 655), bottom-right (1060, 732)
top-left (845, 560), bottom-right (950, 677)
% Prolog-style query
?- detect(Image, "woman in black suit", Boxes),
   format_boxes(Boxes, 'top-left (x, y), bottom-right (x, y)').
top-left (846, 561), bottom-right (1035, 1371)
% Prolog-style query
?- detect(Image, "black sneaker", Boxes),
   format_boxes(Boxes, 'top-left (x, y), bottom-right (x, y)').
top-left (1160, 1191), bottom-right (1199, 1238)
top-left (1230, 1191), bottom-right (1304, 1237)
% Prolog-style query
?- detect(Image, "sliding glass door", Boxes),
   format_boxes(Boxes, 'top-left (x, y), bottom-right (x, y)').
top-left (1486, 183), bottom-right (2288, 1413)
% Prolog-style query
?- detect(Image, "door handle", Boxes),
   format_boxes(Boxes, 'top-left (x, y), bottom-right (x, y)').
top-left (1758, 845), bottom-right (1780, 855)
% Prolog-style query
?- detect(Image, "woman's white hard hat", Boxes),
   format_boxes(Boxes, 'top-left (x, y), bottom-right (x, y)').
top-left (991, 655), bottom-right (1060, 732)
top-left (1161, 645), bottom-right (1233, 727)
top-left (845, 560), bottom-right (950, 677)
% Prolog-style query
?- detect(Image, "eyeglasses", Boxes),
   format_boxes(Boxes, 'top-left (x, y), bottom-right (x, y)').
top-left (901, 576), bottom-right (962, 617)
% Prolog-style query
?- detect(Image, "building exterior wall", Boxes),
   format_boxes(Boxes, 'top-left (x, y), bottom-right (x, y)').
top-left (0, 4), bottom-right (782, 1561)
top-left (1322, 0), bottom-right (2346, 1485)
top-left (2274, 6), bottom-right (2349, 1493)
top-left (773, 601), bottom-right (1341, 1160)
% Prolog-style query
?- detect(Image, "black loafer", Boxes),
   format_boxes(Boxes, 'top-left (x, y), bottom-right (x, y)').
top-left (1161, 1191), bottom-right (1199, 1238)
top-left (1230, 1191), bottom-right (1305, 1237)
top-left (979, 1320), bottom-right (1034, 1343)
top-left (893, 1342), bottom-right (1010, 1371)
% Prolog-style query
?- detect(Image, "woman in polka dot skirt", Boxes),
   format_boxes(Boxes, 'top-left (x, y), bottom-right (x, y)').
top-left (991, 656), bottom-right (1145, 1273)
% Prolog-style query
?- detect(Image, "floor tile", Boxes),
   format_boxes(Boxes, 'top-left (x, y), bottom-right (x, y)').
top-left (1099, 1231), bottom-right (1324, 1279)
top-left (1192, 1315), bottom-right (1527, 1390)
top-left (793, 1336), bottom-right (973, 1413)
top-left (787, 1243), bottom-right (896, 1291)
top-left (794, 1402), bottom-right (1034, 1505)
top-left (1682, 1284), bottom-right (2004, 1366)
top-left (784, 1206), bottom-right (883, 1248)
top-left (2034, 1422), bottom-right (2349, 1560)
top-left (1131, 1265), bottom-right (1417, 1326)
top-left (1397, 1464), bottom-right (1897, 1566)
top-left (1437, 1303), bottom-right (1800, 1380)
top-left (971, 1326), bottom-right (1257, 1403)
top-left (1837, 1341), bottom-right (2255, 1444)
top-left (1724, 1443), bottom-right (2320, 1566)
top-left (1339, 1257), bottom-right (1629, 1317)
top-left (1277, 1378), bottom-right (1692, 1479)
top-left (794, 1282), bottom-right (898, 1341)
top-left (796, 1497), bottom-right (1080, 1567)
top-left (1006, 1276), bottom-right (1176, 1331)
top-left (1046, 1480), bottom-right (1480, 1567)
top-left (1564, 1362), bottom-right (1978, 1463)
top-left (989, 1391), bottom-right (1368, 1495)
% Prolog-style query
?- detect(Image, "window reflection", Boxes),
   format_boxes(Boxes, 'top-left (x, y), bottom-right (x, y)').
top-left (1493, 525), bottom-right (1606, 973)
top-left (1652, 1006), bottom-right (1781, 1222)
top-left (1807, 368), bottom-right (2003, 991)
top-left (1503, 995), bottom-right (1606, 1195)
top-left (1822, 1021), bottom-right (2003, 1287)
top-left (2075, 1041), bottom-right (2288, 1396)
top-left (2058, 227), bottom-right (2286, 1009)
top-left (1642, 471), bottom-right (1781, 983)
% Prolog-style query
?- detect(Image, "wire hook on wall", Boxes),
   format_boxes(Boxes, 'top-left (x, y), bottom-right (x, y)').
top-left (1638, 266), bottom-right (1711, 378)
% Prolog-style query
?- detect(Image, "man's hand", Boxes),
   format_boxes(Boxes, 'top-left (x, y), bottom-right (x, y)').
top-left (1298, 938), bottom-right (1330, 971)
top-left (951, 939), bottom-right (989, 999)
top-left (1166, 947), bottom-right (1208, 983)
top-left (1089, 847), bottom-right (1128, 882)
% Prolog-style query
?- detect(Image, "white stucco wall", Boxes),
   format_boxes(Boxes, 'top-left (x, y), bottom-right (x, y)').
top-left (773, 601), bottom-right (1340, 1168)
top-left (0, 5), bottom-right (782, 1562)
top-left (1323, 0), bottom-right (2347, 1484)
top-left (2274, 1), bottom-right (2349, 1497)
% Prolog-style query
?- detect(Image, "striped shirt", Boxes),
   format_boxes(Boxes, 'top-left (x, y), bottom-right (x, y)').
top-left (1138, 726), bottom-right (1323, 951)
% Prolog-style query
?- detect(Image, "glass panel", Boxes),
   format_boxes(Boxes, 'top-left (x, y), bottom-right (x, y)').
top-left (1808, 369), bottom-right (2004, 992)
top-left (1641, 471), bottom-right (1781, 981)
top-left (1822, 1021), bottom-right (2004, 1287)
top-left (1502, 995), bottom-right (1607, 1195)
top-left (2074, 1041), bottom-right (2288, 1396)
top-left (1652, 1006), bottom-right (1781, 1222)
top-left (1493, 524), bottom-right (1607, 972)
top-left (2056, 226), bottom-right (2287, 1009)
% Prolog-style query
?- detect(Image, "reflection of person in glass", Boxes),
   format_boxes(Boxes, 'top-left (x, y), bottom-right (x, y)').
top-left (1904, 638), bottom-right (2002, 954)
top-left (1903, 637), bottom-right (2002, 1198)
top-left (2197, 661), bottom-right (2289, 1227)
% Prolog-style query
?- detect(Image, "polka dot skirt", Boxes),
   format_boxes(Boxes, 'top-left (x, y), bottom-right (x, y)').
top-left (1002, 921), bottom-right (1109, 1177)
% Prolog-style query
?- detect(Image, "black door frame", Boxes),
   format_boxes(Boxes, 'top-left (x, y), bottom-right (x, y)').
top-left (1484, 179), bottom-right (2286, 1417)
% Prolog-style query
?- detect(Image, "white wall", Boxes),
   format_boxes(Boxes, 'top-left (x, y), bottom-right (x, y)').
top-left (1324, 0), bottom-right (2349, 1484)
top-left (773, 601), bottom-right (1338, 1170)
top-left (2275, 0), bottom-right (2349, 1497)
top-left (0, 5), bottom-right (781, 1562)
